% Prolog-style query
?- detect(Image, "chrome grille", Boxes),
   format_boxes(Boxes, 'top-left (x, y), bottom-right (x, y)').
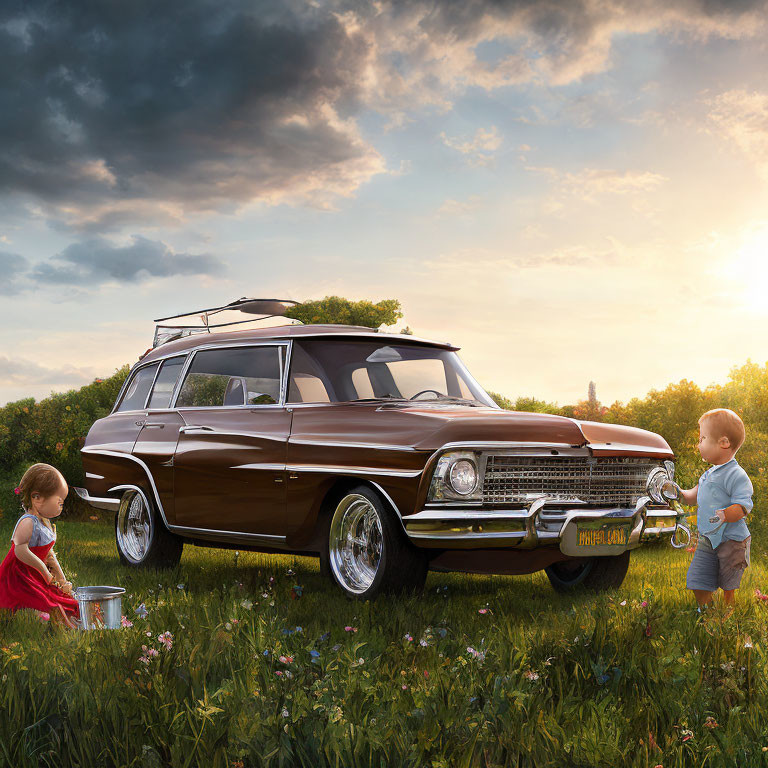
top-left (483, 456), bottom-right (660, 506)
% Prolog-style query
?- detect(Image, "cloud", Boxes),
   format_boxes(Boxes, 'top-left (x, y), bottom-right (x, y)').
top-left (436, 195), bottom-right (483, 217)
top-left (0, 250), bottom-right (29, 295)
top-left (0, 0), bottom-right (765, 230)
top-left (440, 127), bottom-right (502, 166)
top-left (0, 355), bottom-right (98, 389)
top-left (707, 89), bottom-right (768, 179)
top-left (0, 0), bottom-right (386, 224)
top-left (28, 236), bottom-right (225, 286)
top-left (528, 166), bottom-right (668, 204)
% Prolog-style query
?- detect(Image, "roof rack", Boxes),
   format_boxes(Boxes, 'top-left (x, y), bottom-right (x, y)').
top-left (152, 297), bottom-right (300, 348)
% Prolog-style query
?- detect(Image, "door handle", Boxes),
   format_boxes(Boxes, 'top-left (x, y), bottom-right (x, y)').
top-left (144, 423), bottom-right (165, 429)
top-left (179, 425), bottom-right (215, 434)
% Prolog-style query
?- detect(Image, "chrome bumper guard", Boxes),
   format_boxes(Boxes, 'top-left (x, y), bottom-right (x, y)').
top-left (404, 497), bottom-right (678, 554)
top-left (73, 487), bottom-right (120, 512)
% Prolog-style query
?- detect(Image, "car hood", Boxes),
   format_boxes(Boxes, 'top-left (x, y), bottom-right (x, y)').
top-left (371, 404), bottom-right (673, 458)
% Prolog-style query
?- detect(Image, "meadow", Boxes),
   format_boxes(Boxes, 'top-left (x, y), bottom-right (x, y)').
top-left (2, 515), bottom-right (768, 768)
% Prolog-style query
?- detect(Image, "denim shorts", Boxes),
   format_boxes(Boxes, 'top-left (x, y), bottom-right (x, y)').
top-left (686, 535), bottom-right (751, 592)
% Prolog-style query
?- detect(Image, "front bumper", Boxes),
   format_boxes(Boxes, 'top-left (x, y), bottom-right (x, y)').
top-left (403, 496), bottom-right (677, 554)
top-left (73, 487), bottom-right (120, 512)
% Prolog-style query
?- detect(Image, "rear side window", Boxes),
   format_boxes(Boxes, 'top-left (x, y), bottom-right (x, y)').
top-left (147, 356), bottom-right (186, 409)
top-left (175, 346), bottom-right (284, 408)
top-left (116, 364), bottom-right (159, 412)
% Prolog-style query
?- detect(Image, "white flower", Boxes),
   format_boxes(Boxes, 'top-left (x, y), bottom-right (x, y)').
top-left (744, 636), bottom-right (754, 649)
top-left (282, 708), bottom-right (290, 718)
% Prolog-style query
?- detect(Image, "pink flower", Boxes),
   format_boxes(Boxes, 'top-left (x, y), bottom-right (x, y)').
top-left (404, 633), bottom-right (413, 642)
top-left (121, 616), bottom-right (133, 628)
top-left (13, 487), bottom-right (20, 495)
top-left (278, 655), bottom-right (294, 664)
top-left (275, 670), bottom-right (284, 677)
top-left (344, 626), bottom-right (357, 633)
top-left (147, 647), bottom-right (159, 658)
top-left (641, 600), bottom-right (648, 608)
top-left (401, 684), bottom-right (408, 690)
top-left (37, 611), bottom-right (50, 622)
top-left (478, 608), bottom-right (489, 615)
top-left (157, 631), bottom-right (173, 650)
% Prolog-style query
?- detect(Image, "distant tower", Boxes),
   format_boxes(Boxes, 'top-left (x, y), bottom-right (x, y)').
top-left (588, 380), bottom-right (597, 406)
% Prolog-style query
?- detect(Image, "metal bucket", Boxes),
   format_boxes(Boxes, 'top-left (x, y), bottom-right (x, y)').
top-left (75, 586), bottom-right (126, 630)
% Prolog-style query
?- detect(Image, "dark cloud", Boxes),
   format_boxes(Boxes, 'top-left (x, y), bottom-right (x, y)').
top-left (0, 0), bottom-right (381, 218)
top-left (0, 355), bottom-right (97, 388)
top-left (29, 235), bottom-right (225, 285)
top-left (0, 250), bottom-right (29, 295)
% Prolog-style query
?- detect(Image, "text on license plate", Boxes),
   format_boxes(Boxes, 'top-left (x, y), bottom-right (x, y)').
top-left (577, 523), bottom-right (630, 547)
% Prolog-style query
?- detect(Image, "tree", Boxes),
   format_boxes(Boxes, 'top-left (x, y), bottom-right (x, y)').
top-left (572, 381), bottom-right (607, 421)
top-left (284, 296), bottom-right (403, 329)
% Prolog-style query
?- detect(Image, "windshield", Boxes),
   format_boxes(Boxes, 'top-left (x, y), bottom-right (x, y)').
top-left (287, 339), bottom-right (498, 407)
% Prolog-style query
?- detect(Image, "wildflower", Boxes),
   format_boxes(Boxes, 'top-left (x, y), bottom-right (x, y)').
top-left (423, 670), bottom-right (428, 678)
top-left (641, 600), bottom-right (648, 608)
top-left (269, 576), bottom-right (275, 584)
top-left (619, 600), bottom-right (627, 606)
top-left (404, 633), bottom-right (413, 642)
top-left (89, 515), bottom-right (99, 521)
top-left (121, 616), bottom-right (133, 628)
top-left (275, 670), bottom-right (284, 677)
top-left (291, 585), bottom-right (303, 599)
top-left (756, 589), bottom-right (768, 602)
top-left (157, 631), bottom-right (173, 650)
top-left (645, 622), bottom-right (652, 637)
top-left (147, 648), bottom-right (158, 657)
top-left (282, 708), bottom-right (289, 718)
top-left (524, 670), bottom-right (539, 681)
top-left (318, 632), bottom-right (330, 643)
top-left (135, 603), bottom-right (148, 618)
top-left (55, 442), bottom-right (63, 451)
top-left (177, 583), bottom-right (185, 590)
top-left (241, 599), bottom-right (253, 610)
top-left (681, 729), bottom-right (693, 742)
top-left (309, 650), bottom-right (320, 662)
top-left (419, 639), bottom-right (428, 647)
top-left (344, 626), bottom-right (357, 633)
top-left (284, 670), bottom-right (293, 679)
top-left (145, 631), bottom-right (152, 637)
top-left (286, 569), bottom-right (295, 576)
top-left (478, 608), bottom-right (489, 615)
top-left (331, 644), bottom-right (341, 651)
top-left (401, 684), bottom-right (408, 690)
top-left (745, 636), bottom-right (754, 649)
top-left (704, 716), bottom-right (719, 729)
top-left (225, 623), bottom-right (232, 631)
top-left (37, 612), bottom-right (50, 623)
top-left (278, 655), bottom-right (294, 664)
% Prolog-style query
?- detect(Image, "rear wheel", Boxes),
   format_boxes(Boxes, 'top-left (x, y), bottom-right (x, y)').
top-left (545, 550), bottom-right (630, 593)
top-left (320, 485), bottom-right (427, 599)
top-left (115, 488), bottom-right (183, 569)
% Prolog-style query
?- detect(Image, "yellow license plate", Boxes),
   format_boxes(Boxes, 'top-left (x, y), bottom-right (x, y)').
top-left (577, 522), bottom-right (630, 547)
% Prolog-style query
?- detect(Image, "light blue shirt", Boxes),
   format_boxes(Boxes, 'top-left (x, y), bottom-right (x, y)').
top-left (697, 458), bottom-right (753, 549)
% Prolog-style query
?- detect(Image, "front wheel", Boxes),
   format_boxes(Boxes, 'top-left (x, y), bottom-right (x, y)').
top-left (115, 488), bottom-right (183, 569)
top-left (545, 550), bottom-right (630, 593)
top-left (320, 485), bottom-right (427, 599)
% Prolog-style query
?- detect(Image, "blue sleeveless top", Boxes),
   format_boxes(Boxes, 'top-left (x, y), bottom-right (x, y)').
top-left (11, 512), bottom-right (56, 547)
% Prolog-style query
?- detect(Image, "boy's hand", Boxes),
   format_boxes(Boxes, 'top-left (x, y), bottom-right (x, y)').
top-left (712, 509), bottom-right (727, 525)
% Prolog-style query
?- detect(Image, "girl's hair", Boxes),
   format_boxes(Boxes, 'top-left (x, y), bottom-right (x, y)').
top-left (16, 463), bottom-right (65, 512)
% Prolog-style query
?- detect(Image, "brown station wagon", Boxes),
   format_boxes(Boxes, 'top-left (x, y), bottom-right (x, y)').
top-left (75, 304), bottom-right (684, 598)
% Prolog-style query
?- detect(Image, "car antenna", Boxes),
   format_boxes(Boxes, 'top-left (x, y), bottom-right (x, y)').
top-left (151, 297), bottom-right (301, 348)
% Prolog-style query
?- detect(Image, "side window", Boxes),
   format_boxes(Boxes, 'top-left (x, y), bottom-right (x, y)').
top-left (116, 364), bottom-right (159, 412)
top-left (287, 343), bottom-right (332, 403)
top-left (147, 356), bottom-right (186, 409)
top-left (176, 346), bottom-right (285, 408)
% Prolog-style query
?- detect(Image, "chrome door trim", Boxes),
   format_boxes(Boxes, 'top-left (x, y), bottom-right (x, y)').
top-left (286, 464), bottom-right (422, 478)
top-left (288, 437), bottom-right (420, 452)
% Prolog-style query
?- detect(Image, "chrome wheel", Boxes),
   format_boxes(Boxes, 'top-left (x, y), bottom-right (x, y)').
top-left (329, 493), bottom-right (384, 594)
top-left (117, 490), bottom-right (153, 564)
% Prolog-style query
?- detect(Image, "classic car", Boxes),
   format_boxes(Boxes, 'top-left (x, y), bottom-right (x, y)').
top-left (75, 299), bottom-right (684, 599)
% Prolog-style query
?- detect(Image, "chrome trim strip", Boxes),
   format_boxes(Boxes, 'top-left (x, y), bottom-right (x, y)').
top-left (73, 486), bottom-right (120, 512)
top-left (167, 525), bottom-right (286, 544)
top-left (85, 472), bottom-right (104, 480)
top-left (439, 441), bottom-right (582, 450)
top-left (286, 465), bottom-right (422, 478)
top-left (288, 438), bottom-right (420, 452)
top-left (178, 427), bottom-right (287, 440)
top-left (231, 463), bottom-right (285, 471)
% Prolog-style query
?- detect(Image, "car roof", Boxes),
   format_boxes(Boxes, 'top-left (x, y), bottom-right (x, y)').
top-left (140, 324), bottom-right (459, 364)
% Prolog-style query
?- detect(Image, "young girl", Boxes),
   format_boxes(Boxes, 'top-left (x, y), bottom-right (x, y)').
top-left (0, 463), bottom-right (80, 628)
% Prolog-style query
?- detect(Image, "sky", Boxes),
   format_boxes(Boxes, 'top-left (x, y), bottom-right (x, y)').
top-left (2, 0), bottom-right (768, 408)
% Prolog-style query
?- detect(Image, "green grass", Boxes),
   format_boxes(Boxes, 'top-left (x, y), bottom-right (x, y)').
top-left (2, 516), bottom-right (768, 768)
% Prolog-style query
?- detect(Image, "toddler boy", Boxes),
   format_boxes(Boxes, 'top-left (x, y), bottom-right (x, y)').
top-left (678, 408), bottom-right (753, 610)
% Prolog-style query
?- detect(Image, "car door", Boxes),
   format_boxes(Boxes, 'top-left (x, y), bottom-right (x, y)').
top-left (171, 343), bottom-right (292, 537)
top-left (131, 355), bottom-right (188, 525)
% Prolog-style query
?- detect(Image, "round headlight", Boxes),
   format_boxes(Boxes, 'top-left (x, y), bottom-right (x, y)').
top-left (449, 459), bottom-right (478, 495)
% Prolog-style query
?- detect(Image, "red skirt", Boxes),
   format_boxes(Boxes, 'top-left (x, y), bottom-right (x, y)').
top-left (0, 540), bottom-right (79, 622)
